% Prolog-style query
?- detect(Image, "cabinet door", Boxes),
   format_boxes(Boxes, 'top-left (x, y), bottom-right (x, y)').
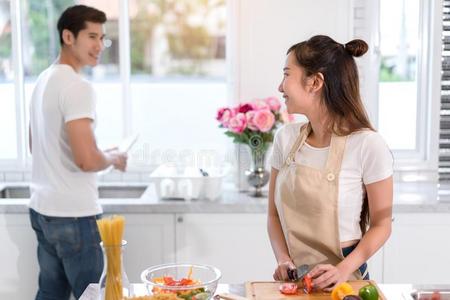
top-left (175, 213), bottom-right (276, 283)
top-left (122, 214), bottom-right (175, 282)
top-left (0, 213), bottom-right (38, 300)
top-left (383, 213), bottom-right (450, 284)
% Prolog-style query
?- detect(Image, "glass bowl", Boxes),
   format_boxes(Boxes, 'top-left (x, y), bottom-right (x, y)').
top-left (141, 263), bottom-right (221, 300)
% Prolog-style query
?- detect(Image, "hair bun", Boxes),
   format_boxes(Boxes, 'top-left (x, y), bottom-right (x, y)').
top-left (344, 39), bottom-right (368, 57)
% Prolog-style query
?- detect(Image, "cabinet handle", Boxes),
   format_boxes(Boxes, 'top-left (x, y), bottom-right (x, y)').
top-left (177, 216), bottom-right (183, 223)
top-left (391, 217), bottom-right (395, 222)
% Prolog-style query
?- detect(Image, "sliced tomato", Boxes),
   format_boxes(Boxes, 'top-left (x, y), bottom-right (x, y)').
top-left (302, 275), bottom-right (313, 294)
top-left (163, 276), bottom-right (176, 285)
top-left (279, 283), bottom-right (298, 295)
top-left (180, 278), bottom-right (194, 286)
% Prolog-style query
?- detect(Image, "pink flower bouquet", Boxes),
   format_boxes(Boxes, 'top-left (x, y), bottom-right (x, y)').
top-left (216, 97), bottom-right (293, 152)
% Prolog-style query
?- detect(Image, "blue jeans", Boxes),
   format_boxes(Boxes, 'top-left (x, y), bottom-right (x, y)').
top-left (342, 243), bottom-right (370, 280)
top-left (29, 209), bottom-right (103, 300)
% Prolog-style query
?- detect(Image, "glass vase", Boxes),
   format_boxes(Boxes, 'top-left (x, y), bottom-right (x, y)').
top-left (99, 240), bottom-right (130, 300)
top-left (245, 138), bottom-right (270, 197)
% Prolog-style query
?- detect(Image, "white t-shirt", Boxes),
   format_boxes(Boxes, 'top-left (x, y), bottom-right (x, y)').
top-left (270, 122), bottom-right (393, 242)
top-left (29, 64), bottom-right (102, 217)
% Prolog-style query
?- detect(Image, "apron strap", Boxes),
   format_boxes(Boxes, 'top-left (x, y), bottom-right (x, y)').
top-left (283, 123), bottom-right (311, 167)
top-left (282, 122), bottom-right (348, 173)
top-left (324, 134), bottom-right (348, 177)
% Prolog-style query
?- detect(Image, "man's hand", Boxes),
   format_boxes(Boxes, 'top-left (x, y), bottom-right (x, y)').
top-left (108, 150), bottom-right (128, 172)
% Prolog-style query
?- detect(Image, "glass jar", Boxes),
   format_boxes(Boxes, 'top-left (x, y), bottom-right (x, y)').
top-left (99, 240), bottom-right (130, 300)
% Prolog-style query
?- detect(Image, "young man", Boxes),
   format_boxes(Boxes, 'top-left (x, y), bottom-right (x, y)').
top-left (29, 5), bottom-right (128, 299)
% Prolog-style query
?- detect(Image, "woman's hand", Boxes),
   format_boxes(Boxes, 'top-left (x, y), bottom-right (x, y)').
top-left (273, 259), bottom-right (296, 281)
top-left (308, 264), bottom-right (351, 291)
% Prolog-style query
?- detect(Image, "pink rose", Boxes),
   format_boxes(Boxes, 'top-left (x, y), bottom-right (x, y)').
top-left (216, 107), bottom-right (235, 127)
top-left (264, 96), bottom-right (281, 111)
top-left (252, 99), bottom-right (270, 110)
top-left (229, 113), bottom-right (247, 133)
top-left (237, 103), bottom-right (254, 114)
top-left (253, 109), bottom-right (275, 132)
top-left (245, 111), bottom-right (259, 131)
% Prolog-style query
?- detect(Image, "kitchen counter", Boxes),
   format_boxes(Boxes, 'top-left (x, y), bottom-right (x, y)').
top-left (1, 181), bottom-right (450, 214)
top-left (79, 283), bottom-right (416, 300)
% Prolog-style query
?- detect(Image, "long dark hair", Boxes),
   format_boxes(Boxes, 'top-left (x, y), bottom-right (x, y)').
top-left (287, 35), bottom-right (373, 234)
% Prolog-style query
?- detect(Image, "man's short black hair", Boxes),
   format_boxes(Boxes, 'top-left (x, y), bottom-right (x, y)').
top-left (57, 5), bottom-right (106, 46)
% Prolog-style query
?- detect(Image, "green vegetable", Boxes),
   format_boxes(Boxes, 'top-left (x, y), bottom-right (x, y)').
top-left (193, 292), bottom-right (210, 300)
top-left (177, 288), bottom-right (207, 300)
top-left (358, 284), bottom-right (379, 300)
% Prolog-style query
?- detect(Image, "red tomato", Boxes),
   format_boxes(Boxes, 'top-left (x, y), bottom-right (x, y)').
top-left (302, 275), bottom-right (313, 294)
top-left (279, 283), bottom-right (298, 295)
top-left (163, 276), bottom-right (176, 285)
top-left (180, 278), bottom-right (194, 286)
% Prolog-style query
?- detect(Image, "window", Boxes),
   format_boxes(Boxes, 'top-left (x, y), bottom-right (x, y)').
top-left (1, 0), bottom-right (229, 170)
top-left (0, 1), bottom-right (17, 160)
top-left (128, 0), bottom-right (228, 168)
top-left (378, 0), bottom-right (420, 151)
top-left (21, 0), bottom-right (123, 150)
top-left (364, 0), bottom-right (440, 169)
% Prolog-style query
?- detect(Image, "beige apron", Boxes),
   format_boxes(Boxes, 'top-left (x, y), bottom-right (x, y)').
top-left (274, 123), bottom-right (362, 280)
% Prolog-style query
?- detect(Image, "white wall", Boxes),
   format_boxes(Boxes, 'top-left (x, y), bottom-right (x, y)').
top-left (230, 0), bottom-right (353, 189)
top-left (234, 0), bottom-right (353, 102)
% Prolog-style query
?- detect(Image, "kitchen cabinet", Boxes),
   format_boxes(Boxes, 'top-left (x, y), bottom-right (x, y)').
top-left (172, 213), bottom-right (386, 284)
top-left (175, 213), bottom-right (276, 283)
top-left (3, 209), bottom-right (449, 300)
top-left (120, 214), bottom-right (175, 283)
top-left (383, 213), bottom-right (450, 284)
top-left (0, 214), bottom-right (38, 300)
top-left (0, 213), bottom-right (175, 299)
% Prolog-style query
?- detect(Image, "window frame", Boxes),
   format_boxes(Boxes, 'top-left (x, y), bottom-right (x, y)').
top-left (0, 0), bottom-right (27, 170)
top-left (364, 0), bottom-right (441, 172)
top-left (0, 0), bottom-right (235, 172)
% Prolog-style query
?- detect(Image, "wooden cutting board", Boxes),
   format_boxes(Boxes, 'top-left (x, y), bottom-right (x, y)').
top-left (245, 280), bottom-right (386, 300)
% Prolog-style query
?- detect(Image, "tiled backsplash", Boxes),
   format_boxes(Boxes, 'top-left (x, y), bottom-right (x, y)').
top-left (4, 172), bottom-right (24, 182)
top-left (0, 170), bottom-right (149, 183)
top-left (0, 169), bottom-right (438, 183)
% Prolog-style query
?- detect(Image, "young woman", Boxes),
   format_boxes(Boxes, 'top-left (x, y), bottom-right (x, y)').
top-left (268, 35), bottom-right (393, 291)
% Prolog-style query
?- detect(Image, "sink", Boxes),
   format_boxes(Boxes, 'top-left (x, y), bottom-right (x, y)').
top-left (97, 185), bottom-right (147, 198)
top-left (0, 186), bottom-right (30, 198)
top-left (0, 185), bottom-right (147, 199)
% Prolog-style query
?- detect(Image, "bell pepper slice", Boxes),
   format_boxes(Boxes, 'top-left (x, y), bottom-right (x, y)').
top-left (302, 274), bottom-right (313, 294)
top-left (331, 282), bottom-right (356, 300)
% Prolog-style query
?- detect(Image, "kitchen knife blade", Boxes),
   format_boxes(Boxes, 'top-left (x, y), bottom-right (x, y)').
top-left (287, 264), bottom-right (309, 281)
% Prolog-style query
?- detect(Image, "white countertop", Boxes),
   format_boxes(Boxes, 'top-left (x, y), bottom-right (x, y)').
top-left (2, 181), bottom-right (450, 214)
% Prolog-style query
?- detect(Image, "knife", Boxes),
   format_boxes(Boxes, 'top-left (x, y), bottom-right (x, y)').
top-left (287, 264), bottom-right (312, 294)
top-left (214, 293), bottom-right (250, 300)
top-left (98, 133), bottom-right (139, 176)
top-left (287, 264), bottom-right (309, 281)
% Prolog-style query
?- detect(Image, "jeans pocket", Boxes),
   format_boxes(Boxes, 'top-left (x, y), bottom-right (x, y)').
top-left (29, 209), bottom-right (41, 233)
top-left (85, 217), bottom-right (102, 247)
top-left (43, 217), bottom-right (82, 258)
